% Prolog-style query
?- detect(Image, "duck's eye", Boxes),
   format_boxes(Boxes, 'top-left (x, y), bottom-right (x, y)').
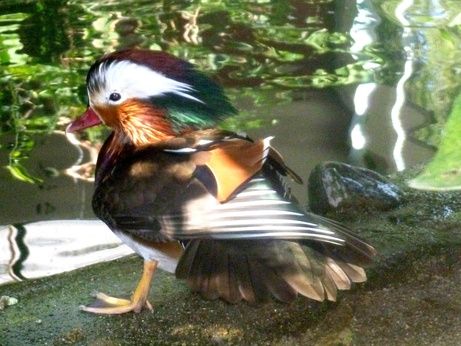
top-left (109, 92), bottom-right (121, 102)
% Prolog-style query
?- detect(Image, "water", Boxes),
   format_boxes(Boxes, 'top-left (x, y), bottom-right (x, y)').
top-left (1, 0), bottom-right (461, 285)
top-left (0, 220), bottom-right (132, 285)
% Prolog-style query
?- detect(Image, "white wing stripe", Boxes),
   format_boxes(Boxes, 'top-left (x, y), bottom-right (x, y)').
top-left (161, 174), bottom-right (347, 245)
top-left (234, 190), bottom-right (277, 198)
top-left (172, 219), bottom-right (327, 229)
top-left (165, 210), bottom-right (305, 219)
top-left (215, 200), bottom-right (290, 209)
top-left (211, 232), bottom-right (344, 244)
top-left (170, 230), bottom-right (345, 244)
top-left (210, 210), bottom-right (304, 218)
top-left (163, 147), bottom-right (197, 153)
top-left (210, 221), bottom-right (332, 232)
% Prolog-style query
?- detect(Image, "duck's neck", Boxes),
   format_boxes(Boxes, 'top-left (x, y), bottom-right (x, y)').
top-left (95, 121), bottom-right (179, 185)
top-left (95, 131), bottom-right (133, 185)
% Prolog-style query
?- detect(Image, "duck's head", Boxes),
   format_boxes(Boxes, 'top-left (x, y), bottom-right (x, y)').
top-left (67, 49), bottom-right (236, 145)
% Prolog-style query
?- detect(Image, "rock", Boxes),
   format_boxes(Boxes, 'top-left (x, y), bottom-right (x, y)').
top-left (0, 295), bottom-right (18, 311)
top-left (307, 161), bottom-right (403, 215)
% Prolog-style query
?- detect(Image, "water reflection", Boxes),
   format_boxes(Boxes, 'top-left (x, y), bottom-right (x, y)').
top-left (348, 0), bottom-right (380, 165)
top-left (0, 220), bottom-right (132, 285)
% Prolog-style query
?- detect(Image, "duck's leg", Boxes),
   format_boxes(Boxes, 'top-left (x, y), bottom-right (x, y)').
top-left (80, 259), bottom-right (158, 314)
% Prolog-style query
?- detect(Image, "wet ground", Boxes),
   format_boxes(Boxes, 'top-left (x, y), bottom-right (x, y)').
top-left (1, 169), bottom-right (461, 345)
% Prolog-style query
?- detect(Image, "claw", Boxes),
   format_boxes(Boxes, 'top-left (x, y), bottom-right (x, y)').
top-left (145, 300), bottom-right (153, 311)
top-left (94, 292), bottom-right (131, 305)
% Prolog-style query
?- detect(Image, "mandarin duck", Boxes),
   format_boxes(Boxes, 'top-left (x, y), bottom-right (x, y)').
top-left (67, 49), bottom-right (376, 314)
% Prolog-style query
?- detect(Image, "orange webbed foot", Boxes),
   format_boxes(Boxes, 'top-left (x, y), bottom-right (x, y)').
top-left (80, 260), bottom-right (158, 315)
top-left (80, 291), bottom-right (153, 314)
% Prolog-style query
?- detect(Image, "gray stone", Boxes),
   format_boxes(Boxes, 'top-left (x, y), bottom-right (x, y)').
top-left (308, 161), bottom-right (403, 215)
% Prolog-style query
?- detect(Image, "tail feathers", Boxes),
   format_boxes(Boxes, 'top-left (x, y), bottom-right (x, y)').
top-left (325, 257), bottom-right (352, 290)
top-left (175, 239), bottom-right (371, 304)
top-left (275, 243), bottom-right (325, 301)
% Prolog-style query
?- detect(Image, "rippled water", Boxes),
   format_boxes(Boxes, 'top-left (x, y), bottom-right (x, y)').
top-left (1, 0), bottom-right (461, 285)
top-left (0, 220), bottom-right (132, 285)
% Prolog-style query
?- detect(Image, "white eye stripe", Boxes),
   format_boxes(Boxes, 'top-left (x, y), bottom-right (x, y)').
top-left (89, 60), bottom-right (203, 105)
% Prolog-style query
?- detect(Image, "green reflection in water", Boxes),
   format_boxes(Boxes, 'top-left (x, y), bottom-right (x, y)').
top-left (2, 0), bottom-right (461, 183)
top-left (377, 0), bottom-right (461, 149)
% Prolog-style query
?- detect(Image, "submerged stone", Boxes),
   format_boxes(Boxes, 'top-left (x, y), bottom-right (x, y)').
top-left (307, 161), bottom-right (403, 215)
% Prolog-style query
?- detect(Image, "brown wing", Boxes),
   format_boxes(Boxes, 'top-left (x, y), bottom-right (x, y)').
top-left (267, 147), bottom-right (303, 184)
top-left (205, 138), bottom-right (267, 202)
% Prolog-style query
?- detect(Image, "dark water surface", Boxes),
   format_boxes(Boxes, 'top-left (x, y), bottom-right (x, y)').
top-left (1, 0), bottom-right (461, 284)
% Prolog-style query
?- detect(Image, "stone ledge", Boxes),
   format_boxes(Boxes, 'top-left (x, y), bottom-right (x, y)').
top-left (1, 170), bottom-right (460, 345)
